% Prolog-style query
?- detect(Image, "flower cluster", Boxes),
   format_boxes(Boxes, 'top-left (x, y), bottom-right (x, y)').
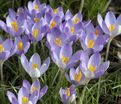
top-left (0, 0), bottom-right (121, 103)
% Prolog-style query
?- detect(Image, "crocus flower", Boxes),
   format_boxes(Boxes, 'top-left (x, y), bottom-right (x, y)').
top-left (0, 37), bottom-right (14, 62)
top-left (22, 80), bottom-right (48, 99)
top-left (59, 85), bottom-right (76, 104)
top-left (45, 13), bottom-right (62, 30)
top-left (65, 66), bottom-right (87, 86)
top-left (51, 43), bottom-right (81, 70)
top-left (21, 53), bottom-right (50, 79)
top-left (14, 36), bottom-right (30, 55)
top-left (47, 27), bottom-right (76, 51)
top-left (97, 11), bottom-right (121, 38)
top-left (80, 32), bottom-right (108, 52)
top-left (0, 9), bottom-right (25, 37)
top-left (64, 10), bottom-right (73, 21)
top-left (7, 80), bottom-right (48, 104)
top-left (80, 51), bottom-right (110, 79)
top-left (45, 6), bottom-right (64, 20)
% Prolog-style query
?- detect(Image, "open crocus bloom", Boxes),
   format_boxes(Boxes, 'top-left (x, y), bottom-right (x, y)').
top-left (80, 32), bottom-right (108, 53)
top-left (22, 80), bottom-right (48, 99)
top-left (51, 43), bottom-right (81, 70)
top-left (97, 11), bottom-right (121, 38)
top-left (59, 85), bottom-right (76, 104)
top-left (14, 36), bottom-right (30, 55)
top-left (80, 51), bottom-right (110, 79)
top-left (0, 37), bottom-right (14, 61)
top-left (65, 66), bottom-right (87, 86)
top-left (7, 80), bottom-right (48, 104)
top-left (0, 9), bottom-right (25, 37)
top-left (21, 53), bottom-right (50, 79)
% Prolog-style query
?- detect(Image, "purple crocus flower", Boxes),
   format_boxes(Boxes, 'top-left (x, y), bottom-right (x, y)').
top-left (14, 36), bottom-right (30, 55)
top-left (0, 9), bottom-right (25, 37)
top-left (80, 32), bottom-right (108, 52)
top-left (64, 10), bottom-right (73, 21)
top-left (59, 85), bottom-right (76, 104)
top-left (21, 53), bottom-right (50, 79)
top-left (97, 11), bottom-right (121, 38)
top-left (51, 43), bottom-right (81, 70)
top-left (7, 80), bottom-right (48, 104)
top-left (80, 51), bottom-right (110, 79)
top-left (65, 66), bottom-right (87, 86)
top-left (45, 6), bottom-right (64, 20)
top-left (47, 27), bottom-right (76, 51)
top-left (45, 13), bottom-right (62, 30)
top-left (0, 37), bottom-right (14, 61)
top-left (22, 80), bottom-right (48, 99)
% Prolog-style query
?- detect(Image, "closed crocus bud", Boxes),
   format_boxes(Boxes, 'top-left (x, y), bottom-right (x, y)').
top-left (59, 85), bottom-right (76, 104)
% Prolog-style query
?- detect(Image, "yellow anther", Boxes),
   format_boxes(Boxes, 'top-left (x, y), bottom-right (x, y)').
top-left (95, 29), bottom-right (99, 36)
top-left (50, 21), bottom-right (57, 29)
top-left (108, 24), bottom-right (115, 32)
top-left (87, 40), bottom-right (94, 48)
top-left (32, 29), bottom-right (39, 38)
top-left (34, 4), bottom-right (39, 11)
top-left (32, 63), bottom-right (39, 70)
top-left (73, 17), bottom-right (80, 24)
top-left (64, 88), bottom-right (71, 97)
top-left (17, 41), bottom-right (23, 51)
top-left (53, 9), bottom-right (58, 14)
top-left (70, 27), bottom-right (75, 33)
top-left (0, 44), bottom-right (4, 53)
top-left (34, 18), bottom-right (40, 22)
top-left (88, 64), bottom-right (96, 72)
top-left (30, 86), bottom-right (37, 93)
top-left (22, 96), bottom-right (28, 104)
top-left (74, 72), bottom-right (82, 82)
top-left (55, 38), bottom-right (62, 46)
top-left (62, 55), bottom-right (69, 64)
top-left (11, 21), bottom-right (18, 32)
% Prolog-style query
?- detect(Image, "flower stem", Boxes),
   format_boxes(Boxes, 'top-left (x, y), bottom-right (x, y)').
top-left (79, 0), bottom-right (84, 13)
top-left (105, 37), bottom-right (112, 61)
top-left (0, 62), bottom-right (4, 84)
top-left (33, 42), bottom-right (37, 53)
top-left (79, 85), bottom-right (87, 104)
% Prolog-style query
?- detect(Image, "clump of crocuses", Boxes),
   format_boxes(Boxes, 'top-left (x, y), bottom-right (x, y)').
top-left (1, 0), bottom-right (121, 103)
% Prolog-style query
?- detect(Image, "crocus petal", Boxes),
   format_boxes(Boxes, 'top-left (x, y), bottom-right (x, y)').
top-left (95, 61), bottom-right (110, 78)
top-left (105, 11), bottom-right (116, 27)
top-left (39, 85), bottom-right (48, 99)
top-left (40, 57), bottom-right (50, 75)
top-left (21, 54), bottom-right (30, 74)
top-left (7, 91), bottom-right (18, 104)
top-left (88, 53), bottom-right (101, 68)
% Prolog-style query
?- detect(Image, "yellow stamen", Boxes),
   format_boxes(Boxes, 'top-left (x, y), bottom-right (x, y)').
top-left (32, 63), bottom-right (39, 70)
top-left (22, 96), bottom-right (28, 104)
top-left (30, 86), bottom-right (37, 93)
top-left (53, 9), bottom-right (58, 14)
top-left (87, 40), bottom-right (94, 48)
top-left (88, 64), bottom-right (96, 72)
top-left (108, 24), bottom-right (115, 32)
top-left (95, 29), bottom-right (99, 36)
top-left (64, 88), bottom-right (71, 97)
top-left (50, 21), bottom-right (57, 29)
top-left (73, 17), bottom-right (80, 24)
top-left (70, 27), bottom-right (75, 33)
top-left (17, 41), bottom-right (23, 51)
top-left (11, 21), bottom-right (18, 32)
top-left (34, 4), bottom-right (39, 11)
top-left (32, 29), bottom-right (39, 38)
top-left (0, 44), bottom-right (4, 53)
top-left (62, 55), bottom-right (69, 64)
top-left (34, 18), bottom-right (40, 22)
top-left (74, 72), bottom-right (82, 82)
top-left (55, 38), bottom-right (62, 46)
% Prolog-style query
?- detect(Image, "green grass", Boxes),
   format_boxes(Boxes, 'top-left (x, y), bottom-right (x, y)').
top-left (0, 0), bottom-right (121, 104)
